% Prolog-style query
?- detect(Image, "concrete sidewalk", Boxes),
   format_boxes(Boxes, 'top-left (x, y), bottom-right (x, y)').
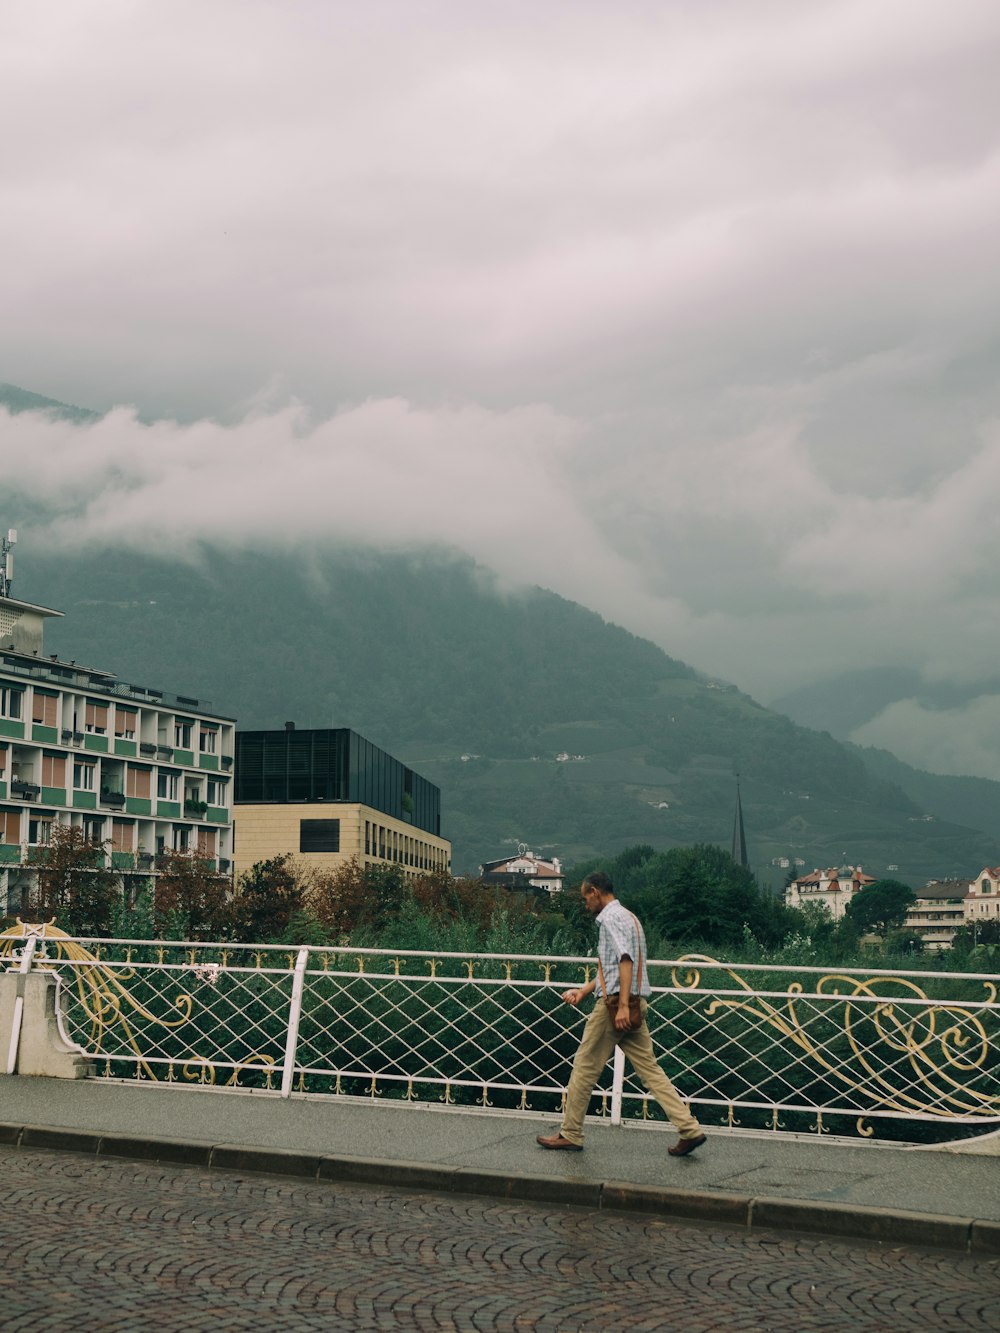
top-left (0, 1074), bottom-right (997, 1254)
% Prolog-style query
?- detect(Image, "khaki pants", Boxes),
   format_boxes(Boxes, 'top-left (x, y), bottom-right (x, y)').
top-left (559, 999), bottom-right (701, 1146)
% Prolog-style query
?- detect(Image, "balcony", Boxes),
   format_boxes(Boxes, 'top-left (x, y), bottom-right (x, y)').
top-left (139, 742), bottom-right (156, 755)
top-left (11, 779), bottom-right (39, 801)
top-left (184, 799), bottom-right (208, 818)
top-left (100, 788), bottom-right (127, 810)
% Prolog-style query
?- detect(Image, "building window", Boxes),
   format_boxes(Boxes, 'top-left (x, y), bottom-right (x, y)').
top-left (0, 688), bottom-right (22, 720)
top-left (199, 727), bottom-right (217, 754)
top-left (114, 707), bottom-right (137, 740)
top-left (300, 819), bottom-right (341, 853)
top-left (32, 693), bottom-right (57, 727)
top-left (197, 827), bottom-right (217, 857)
top-left (85, 701), bottom-right (109, 734)
top-left (126, 766), bottom-right (152, 799)
top-left (173, 826), bottom-right (190, 852)
top-left (73, 762), bottom-right (96, 791)
top-left (981, 880), bottom-right (992, 894)
top-left (174, 722), bottom-right (192, 749)
top-left (205, 778), bottom-right (227, 806)
top-left (28, 818), bottom-right (52, 845)
top-left (82, 816), bottom-right (104, 843)
top-left (41, 754), bottom-right (66, 787)
top-left (111, 820), bottom-right (134, 852)
top-left (0, 810), bottom-right (19, 844)
top-left (158, 771), bottom-right (179, 800)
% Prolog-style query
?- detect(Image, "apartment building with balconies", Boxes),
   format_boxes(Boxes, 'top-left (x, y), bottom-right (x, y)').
top-left (0, 586), bottom-right (234, 914)
top-left (903, 880), bottom-right (971, 952)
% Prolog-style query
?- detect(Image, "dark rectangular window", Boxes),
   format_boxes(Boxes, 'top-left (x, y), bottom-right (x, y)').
top-left (300, 818), bottom-right (340, 853)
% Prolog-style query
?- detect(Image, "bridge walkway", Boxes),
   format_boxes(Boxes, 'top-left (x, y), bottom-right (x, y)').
top-left (0, 1074), bottom-right (997, 1253)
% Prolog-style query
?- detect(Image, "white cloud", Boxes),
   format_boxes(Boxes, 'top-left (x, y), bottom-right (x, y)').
top-left (851, 696), bottom-right (1000, 780)
top-left (3, 0), bottom-right (1000, 773)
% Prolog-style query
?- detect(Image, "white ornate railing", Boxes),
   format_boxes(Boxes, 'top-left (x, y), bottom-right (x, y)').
top-left (2, 924), bottom-right (998, 1143)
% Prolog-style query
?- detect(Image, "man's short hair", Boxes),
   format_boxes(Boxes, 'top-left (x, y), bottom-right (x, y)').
top-left (582, 870), bottom-right (615, 896)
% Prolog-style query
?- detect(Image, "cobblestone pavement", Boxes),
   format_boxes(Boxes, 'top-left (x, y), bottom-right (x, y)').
top-left (0, 1146), bottom-right (997, 1333)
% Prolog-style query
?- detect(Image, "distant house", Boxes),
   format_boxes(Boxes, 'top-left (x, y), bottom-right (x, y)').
top-left (784, 864), bottom-right (876, 921)
top-left (905, 880), bottom-right (970, 952)
top-left (964, 868), bottom-right (1000, 927)
top-left (479, 849), bottom-right (563, 895)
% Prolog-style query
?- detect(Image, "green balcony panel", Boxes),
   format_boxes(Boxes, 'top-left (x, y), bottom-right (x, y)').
top-left (31, 725), bottom-right (58, 743)
top-left (0, 720), bottom-right (24, 739)
top-left (0, 844), bottom-right (20, 864)
top-left (114, 740), bottom-right (137, 757)
top-left (157, 801), bottom-right (181, 818)
top-left (72, 791), bottom-right (98, 810)
top-left (207, 806), bottom-right (229, 823)
top-left (199, 754), bottom-right (219, 771)
top-left (0, 782), bottom-right (5, 799)
top-left (84, 735), bottom-right (109, 753)
top-left (173, 749), bottom-right (194, 766)
top-left (111, 851), bottom-right (135, 869)
top-left (41, 787), bottom-right (66, 806)
top-left (125, 797), bottom-right (152, 816)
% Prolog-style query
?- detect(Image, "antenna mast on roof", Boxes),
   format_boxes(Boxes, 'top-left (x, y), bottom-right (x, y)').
top-left (0, 529), bottom-right (16, 598)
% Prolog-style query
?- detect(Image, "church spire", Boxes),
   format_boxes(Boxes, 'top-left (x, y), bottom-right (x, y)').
top-left (731, 776), bottom-right (749, 869)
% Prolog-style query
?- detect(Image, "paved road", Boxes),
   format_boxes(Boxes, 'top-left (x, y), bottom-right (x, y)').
top-left (0, 1145), bottom-right (997, 1333)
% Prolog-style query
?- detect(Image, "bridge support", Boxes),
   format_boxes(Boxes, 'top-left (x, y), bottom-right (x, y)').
top-left (0, 973), bottom-right (92, 1079)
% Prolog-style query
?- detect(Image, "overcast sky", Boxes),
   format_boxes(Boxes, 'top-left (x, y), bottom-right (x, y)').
top-left (4, 1), bottom-right (1000, 776)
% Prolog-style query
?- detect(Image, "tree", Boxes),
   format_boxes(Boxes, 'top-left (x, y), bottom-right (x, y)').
top-left (952, 919), bottom-right (1000, 952)
top-left (625, 844), bottom-right (796, 950)
top-left (309, 858), bottom-right (408, 938)
top-left (153, 849), bottom-right (232, 939)
top-left (25, 823), bottom-right (122, 936)
top-left (884, 927), bottom-right (925, 956)
top-left (232, 854), bottom-right (309, 942)
top-left (844, 879), bottom-right (915, 938)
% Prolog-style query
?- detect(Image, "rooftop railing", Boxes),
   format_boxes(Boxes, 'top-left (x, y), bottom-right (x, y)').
top-left (1, 924), bottom-right (997, 1144)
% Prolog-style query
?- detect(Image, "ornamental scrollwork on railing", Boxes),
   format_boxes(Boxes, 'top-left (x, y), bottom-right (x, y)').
top-left (0, 920), bottom-right (195, 1081)
top-left (671, 954), bottom-right (1000, 1120)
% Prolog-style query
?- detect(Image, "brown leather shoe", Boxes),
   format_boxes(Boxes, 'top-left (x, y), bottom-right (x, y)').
top-left (536, 1133), bottom-right (583, 1151)
top-left (668, 1133), bottom-right (707, 1157)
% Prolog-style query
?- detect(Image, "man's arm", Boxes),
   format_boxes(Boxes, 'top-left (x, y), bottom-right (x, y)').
top-left (562, 978), bottom-right (597, 1006)
top-left (615, 956), bottom-right (634, 1029)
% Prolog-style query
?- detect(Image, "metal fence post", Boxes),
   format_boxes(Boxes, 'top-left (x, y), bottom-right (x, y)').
top-left (6, 934), bottom-right (39, 1075)
top-left (610, 1044), bottom-right (625, 1125)
top-left (280, 947), bottom-right (310, 1099)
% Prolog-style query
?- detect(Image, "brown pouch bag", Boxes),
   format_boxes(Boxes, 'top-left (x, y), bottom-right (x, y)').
top-left (603, 992), bottom-right (643, 1032)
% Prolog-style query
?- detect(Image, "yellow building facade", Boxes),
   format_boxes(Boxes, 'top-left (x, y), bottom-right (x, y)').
top-left (233, 800), bottom-right (451, 880)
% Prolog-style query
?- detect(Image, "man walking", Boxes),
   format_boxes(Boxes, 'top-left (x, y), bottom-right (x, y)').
top-left (536, 871), bottom-right (706, 1156)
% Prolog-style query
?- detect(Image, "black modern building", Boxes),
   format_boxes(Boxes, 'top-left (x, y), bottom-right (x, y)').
top-left (235, 726), bottom-right (441, 837)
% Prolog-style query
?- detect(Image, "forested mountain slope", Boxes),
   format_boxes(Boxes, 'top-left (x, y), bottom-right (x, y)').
top-left (15, 544), bottom-right (1000, 883)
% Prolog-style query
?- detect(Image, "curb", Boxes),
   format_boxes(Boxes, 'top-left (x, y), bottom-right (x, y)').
top-left (2, 1122), bottom-right (995, 1254)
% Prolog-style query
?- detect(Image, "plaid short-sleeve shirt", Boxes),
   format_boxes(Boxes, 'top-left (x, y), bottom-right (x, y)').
top-left (595, 899), bottom-right (652, 998)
